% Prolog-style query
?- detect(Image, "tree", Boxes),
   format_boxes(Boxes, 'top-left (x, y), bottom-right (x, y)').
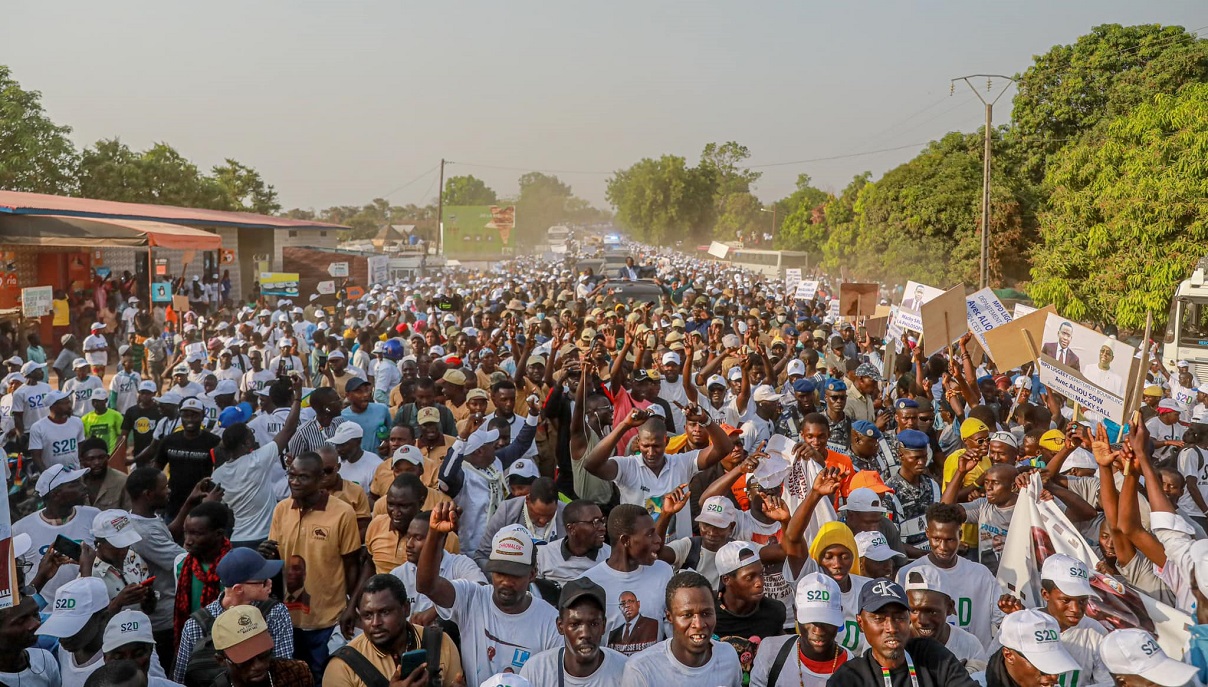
top-left (699, 141), bottom-right (761, 198)
top-left (0, 65), bottom-right (78, 194)
top-left (714, 192), bottom-right (765, 243)
top-left (514, 172), bottom-right (574, 245)
top-left (78, 140), bottom-right (230, 209)
top-left (212, 159), bottom-right (280, 214)
top-left (1011, 23), bottom-right (1208, 181)
top-left (775, 174), bottom-right (832, 253)
top-left (442, 175), bottom-right (497, 206)
top-left (606, 155), bottom-right (718, 244)
top-left (1030, 83), bottom-right (1208, 330)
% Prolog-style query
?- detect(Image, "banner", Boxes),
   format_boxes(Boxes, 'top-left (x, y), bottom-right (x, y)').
top-left (900, 280), bottom-right (943, 311)
top-left (839, 283), bottom-right (879, 318)
top-left (20, 286), bottom-right (53, 318)
top-left (785, 268), bottom-right (802, 293)
top-left (150, 282), bottom-right (172, 303)
top-left (829, 299), bottom-right (840, 319)
top-left (366, 256), bottom-right (389, 286)
top-left (794, 280), bottom-right (819, 301)
top-left (1036, 314), bottom-right (1137, 423)
top-left (707, 241), bottom-right (730, 259)
top-left (965, 288), bottom-right (1013, 353)
top-left (260, 272), bottom-right (300, 298)
top-left (998, 475), bottom-right (1190, 659)
top-left (442, 205), bottom-right (518, 257)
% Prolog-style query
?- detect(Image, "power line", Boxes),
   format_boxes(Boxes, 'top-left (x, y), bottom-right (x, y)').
top-left (453, 161), bottom-right (613, 176)
top-left (379, 164), bottom-right (439, 199)
top-left (747, 142), bottom-right (935, 169)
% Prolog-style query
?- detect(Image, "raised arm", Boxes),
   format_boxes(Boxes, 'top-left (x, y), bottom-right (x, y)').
top-left (415, 503), bottom-right (459, 609)
top-left (569, 362), bottom-right (592, 459)
top-left (582, 408), bottom-right (648, 481)
top-left (782, 466), bottom-right (843, 561)
top-left (681, 341), bottom-right (698, 405)
top-left (609, 323), bottom-right (636, 395)
top-left (688, 404), bottom-right (736, 470)
top-left (270, 376), bottom-right (305, 452)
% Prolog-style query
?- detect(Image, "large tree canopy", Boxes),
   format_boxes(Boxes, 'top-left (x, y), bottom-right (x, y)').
top-left (1030, 83), bottom-right (1208, 329)
top-left (606, 155), bottom-right (718, 245)
top-left (0, 65), bottom-right (78, 194)
top-left (442, 175), bottom-right (497, 206)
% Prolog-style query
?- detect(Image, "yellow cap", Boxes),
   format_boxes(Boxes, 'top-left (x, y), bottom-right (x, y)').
top-left (959, 418), bottom-right (989, 439)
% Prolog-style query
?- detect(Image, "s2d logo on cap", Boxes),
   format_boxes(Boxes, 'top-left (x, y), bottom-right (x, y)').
top-left (1033, 629), bottom-right (1060, 643)
top-left (120, 621), bottom-right (139, 632)
top-left (1069, 566), bottom-right (1088, 580)
top-left (1141, 639), bottom-right (1160, 657)
top-left (706, 502), bottom-right (725, 514)
top-left (870, 581), bottom-right (896, 596)
top-left (804, 589), bottom-right (832, 602)
top-left (54, 598), bottom-right (77, 610)
top-left (872, 535), bottom-right (887, 547)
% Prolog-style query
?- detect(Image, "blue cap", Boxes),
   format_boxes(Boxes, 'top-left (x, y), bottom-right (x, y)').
top-left (792, 378), bottom-right (817, 394)
top-left (218, 406), bottom-right (249, 428)
top-left (217, 547), bottom-right (284, 587)
top-left (897, 429), bottom-right (929, 450)
top-left (894, 398), bottom-right (919, 410)
top-left (976, 375), bottom-right (994, 385)
top-left (859, 579), bottom-right (909, 613)
top-left (785, 327), bottom-right (799, 337)
top-left (826, 378), bottom-right (847, 392)
top-left (852, 420), bottom-right (882, 439)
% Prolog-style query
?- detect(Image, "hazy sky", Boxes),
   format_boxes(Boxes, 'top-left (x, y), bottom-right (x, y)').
top-left (7, 1), bottom-right (1205, 212)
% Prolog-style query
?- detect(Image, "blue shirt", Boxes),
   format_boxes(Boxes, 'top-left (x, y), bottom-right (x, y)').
top-left (341, 403), bottom-right (392, 452)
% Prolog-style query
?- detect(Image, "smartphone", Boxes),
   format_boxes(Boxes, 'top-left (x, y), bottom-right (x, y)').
top-left (53, 535), bottom-right (82, 561)
top-left (397, 649), bottom-right (427, 676)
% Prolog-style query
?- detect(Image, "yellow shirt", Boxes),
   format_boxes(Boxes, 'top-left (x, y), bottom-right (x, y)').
top-left (370, 460), bottom-right (396, 499)
top-left (331, 480), bottom-right (371, 521)
top-left (322, 625), bottom-right (462, 687)
top-left (365, 511), bottom-right (460, 570)
top-left (942, 449), bottom-right (990, 548)
top-left (269, 494), bottom-right (361, 630)
top-left (52, 299), bottom-right (70, 327)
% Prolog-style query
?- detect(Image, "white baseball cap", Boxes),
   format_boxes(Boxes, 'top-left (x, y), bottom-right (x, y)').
top-left (715, 540), bottom-right (761, 577)
top-left (138, 381), bottom-right (157, 393)
top-left (463, 428), bottom-right (500, 456)
top-left (855, 530), bottom-right (897, 562)
top-left (43, 389), bottom-right (69, 407)
top-left (727, 367), bottom-right (743, 381)
top-left (1040, 553), bottom-right (1099, 599)
top-left (213, 379), bottom-right (239, 396)
top-left (89, 387), bottom-right (109, 402)
top-left (91, 509), bottom-right (143, 547)
top-left (839, 487), bottom-right (888, 514)
top-left (35, 464), bottom-right (89, 497)
top-left (179, 398), bottom-right (205, 413)
top-left (752, 384), bottom-right (781, 403)
top-left (695, 496), bottom-right (736, 528)
top-left (71, 358), bottom-right (90, 369)
top-left (706, 374), bottom-right (727, 389)
top-left (480, 674), bottom-right (532, 687)
top-left (661, 351), bottom-right (681, 366)
top-left (1099, 628), bottom-right (1196, 686)
top-left (102, 609), bottom-right (155, 652)
top-left (901, 564), bottom-right (949, 601)
top-left (795, 572), bottom-right (844, 627)
top-left (36, 577), bottom-right (110, 638)
top-left (505, 459), bottom-right (539, 482)
top-left (391, 445), bottom-right (423, 466)
top-left (999, 609), bottom-right (1082, 676)
top-left (327, 349), bottom-right (346, 360)
top-left (328, 422), bottom-right (364, 445)
top-left (485, 523), bottom-right (536, 576)
top-left (1060, 448), bottom-right (1097, 473)
top-left (786, 359), bottom-right (806, 377)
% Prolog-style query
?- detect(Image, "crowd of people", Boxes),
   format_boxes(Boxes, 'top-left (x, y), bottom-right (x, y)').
top-left (0, 242), bottom-right (1203, 687)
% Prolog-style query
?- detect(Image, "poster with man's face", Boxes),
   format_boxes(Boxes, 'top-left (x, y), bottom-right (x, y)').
top-left (900, 281), bottom-right (943, 313)
top-left (1037, 315), bottom-right (1138, 423)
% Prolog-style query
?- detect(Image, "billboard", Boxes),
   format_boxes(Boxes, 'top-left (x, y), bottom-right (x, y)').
top-left (260, 272), bottom-right (300, 298)
top-left (443, 205), bottom-right (517, 257)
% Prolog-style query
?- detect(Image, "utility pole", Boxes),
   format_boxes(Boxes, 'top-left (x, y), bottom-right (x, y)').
top-left (435, 158), bottom-right (446, 256)
top-left (951, 74), bottom-right (1015, 290)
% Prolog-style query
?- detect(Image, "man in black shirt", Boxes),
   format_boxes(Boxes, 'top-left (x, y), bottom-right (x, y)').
top-left (119, 381), bottom-right (162, 460)
top-left (712, 540), bottom-right (784, 640)
top-left (154, 397), bottom-right (220, 518)
top-left (827, 579), bottom-right (975, 687)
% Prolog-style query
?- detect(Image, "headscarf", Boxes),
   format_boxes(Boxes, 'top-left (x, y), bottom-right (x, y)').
top-left (809, 521), bottom-right (862, 576)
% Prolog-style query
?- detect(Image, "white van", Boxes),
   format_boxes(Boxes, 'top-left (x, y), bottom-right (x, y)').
top-left (1163, 257), bottom-right (1208, 381)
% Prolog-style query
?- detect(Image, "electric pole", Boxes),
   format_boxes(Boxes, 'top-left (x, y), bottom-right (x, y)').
top-left (435, 158), bottom-right (447, 256)
top-left (951, 74), bottom-right (1015, 290)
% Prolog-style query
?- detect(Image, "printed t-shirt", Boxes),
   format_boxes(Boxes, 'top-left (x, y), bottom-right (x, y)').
top-left (611, 450), bottom-right (701, 541)
top-left (581, 559), bottom-right (674, 656)
top-left (443, 578), bottom-right (560, 686)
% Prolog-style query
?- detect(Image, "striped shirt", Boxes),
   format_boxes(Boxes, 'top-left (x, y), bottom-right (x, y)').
top-left (286, 415), bottom-right (348, 457)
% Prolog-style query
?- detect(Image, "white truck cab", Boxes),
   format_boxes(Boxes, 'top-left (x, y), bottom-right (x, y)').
top-left (1163, 257), bottom-right (1208, 382)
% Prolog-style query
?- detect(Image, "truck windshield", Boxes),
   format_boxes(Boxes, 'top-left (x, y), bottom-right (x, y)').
top-left (1177, 298), bottom-right (1208, 349)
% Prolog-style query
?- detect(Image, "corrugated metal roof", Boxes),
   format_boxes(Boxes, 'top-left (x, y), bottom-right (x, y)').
top-left (0, 190), bottom-right (348, 231)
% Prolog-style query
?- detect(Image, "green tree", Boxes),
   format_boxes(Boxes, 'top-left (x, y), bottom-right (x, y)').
top-left (699, 141), bottom-right (761, 197)
top-left (0, 65), bottom-right (78, 194)
top-left (442, 175), bottom-right (498, 206)
top-left (78, 139), bottom-right (231, 209)
top-left (1011, 23), bottom-right (1208, 181)
top-left (775, 174), bottom-right (832, 253)
top-left (514, 172), bottom-right (573, 245)
top-left (212, 159), bottom-right (280, 214)
top-left (714, 192), bottom-right (765, 242)
top-left (606, 155), bottom-right (718, 244)
top-left (1030, 83), bottom-right (1208, 329)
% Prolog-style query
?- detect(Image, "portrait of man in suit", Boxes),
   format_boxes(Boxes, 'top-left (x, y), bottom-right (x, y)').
top-left (607, 590), bottom-right (659, 655)
top-left (1043, 321), bottom-right (1082, 370)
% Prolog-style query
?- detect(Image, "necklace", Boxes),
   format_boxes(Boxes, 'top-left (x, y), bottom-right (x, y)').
top-left (796, 640), bottom-right (841, 686)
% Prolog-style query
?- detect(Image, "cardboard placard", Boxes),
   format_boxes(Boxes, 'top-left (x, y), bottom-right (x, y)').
top-left (980, 304), bottom-right (1057, 371)
top-left (317, 280), bottom-right (336, 295)
top-left (839, 283), bottom-right (879, 318)
top-left (864, 316), bottom-right (888, 340)
top-left (1036, 313), bottom-right (1138, 423)
top-left (172, 295), bottom-right (191, 313)
top-left (1013, 303), bottom-right (1037, 318)
top-left (920, 284), bottom-right (968, 356)
top-left (901, 280), bottom-right (943, 311)
top-left (784, 268), bottom-right (802, 293)
top-left (794, 280), bottom-right (819, 301)
top-left (20, 286), bottom-right (53, 318)
top-left (965, 288), bottom-right (1013, 353)
top-left (708, 241), bottom-right (730, 259)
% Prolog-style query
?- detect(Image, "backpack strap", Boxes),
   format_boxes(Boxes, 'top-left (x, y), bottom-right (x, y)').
top-left (331, 646), bottom-right (391, 687)
top-left (683, 536), bottom-right (703, 572)
top-left (767, 636), bottom-right (798, 686)
top-left (190, 607), bottom-right (216, 634)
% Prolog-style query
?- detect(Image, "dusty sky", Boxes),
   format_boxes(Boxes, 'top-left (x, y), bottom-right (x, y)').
top-left (6, 1), bottom-right (1205, 211)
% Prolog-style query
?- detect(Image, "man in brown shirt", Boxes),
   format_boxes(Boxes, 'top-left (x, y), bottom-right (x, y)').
top-left (415, 407), bottom-right (455, 510)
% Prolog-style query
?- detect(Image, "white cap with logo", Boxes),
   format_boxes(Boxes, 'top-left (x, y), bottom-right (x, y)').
top-left (715, 540), bottom-right (760, 578)
top-left (695, 496), bottom-right (736, 528)
top-left (102, 609), bottom-right (155, 652)
top-left (794, 572), bottom-right (844, 626)
top-left (36, 577), bottom-right (110, 638)
top-left (901, 564), bottom-right (950, 601)
top-left (485, 524), bottom-right (536, 577)
top-left (1099, 628), bottom-right (1197, 686)
top-left (391, 445), bottom-right (423, 466)
top-left (999, 608), bottom-right (1081, 676)
top-left (91, 509), bottom-right (143, 547)
top-left (35, 464), bottom-right (89, 497)
top-left (854, 530), bottom-right (897, 562)
top-left (1040, 553), bottom-right (1099, 599)
top-left (839, 487), bottom-right (888, 514)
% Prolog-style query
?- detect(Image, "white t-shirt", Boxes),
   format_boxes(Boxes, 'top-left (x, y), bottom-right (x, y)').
top-left (749, 635), bottom-right (851, 687)
top-left (659, 379), bottom-right (689, 430)
top-left (391, 552), bottom-right (486, 618)
top-left (14, 506), bottom-right (100, 602)
top-left (444, 578), bottom-right (560, 686)
top-left (0, 648), bottom-right (59, 687)
top-left (212, 443), bottom-right (285, 542)
top-left (945, 625), bottom-right (988, 673)
top-left (536, 540), bottom-right (611, 585)
top-left (241, 369), bottom-right (276, 395)
top-left (109, 370), bottom-right (142, 414)
top-left (581, 560), bottom-right (674, 655)
top-left (838, 573), bottom-right (871, 655)
top-left (216, 366), bottom-right (243, 384)
top-left (1145, 416), bottom-right (1185, 444)
top-left (612, 451), bottom-right (701, 541)
top-left (83, 334), bottom-right (108, 367)
top-left (620, 638), bottom-right (742, 687)
top-left (340, 453), bottom-right (383, 491)
top-left (64, 376), bottom-right (104, 417)
top-left (520, 645), bottom-right (629, 687)
top-left (247, 407), bottom-right (291, 449)
top-left (1176, 445), bottom-right (1208, 515)
top-left (27, 416), bottom-right (85, 468)
top-left (14, 381), bottom-right (54, 427)
top-left (897, 556), bottom-right (1004, 649)
top-left (371, 359), bottom-right (401, 402)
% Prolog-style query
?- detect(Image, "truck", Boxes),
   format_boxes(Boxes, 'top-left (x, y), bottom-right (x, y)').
top-left (1164, 256), bottom-right (1208, 382)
